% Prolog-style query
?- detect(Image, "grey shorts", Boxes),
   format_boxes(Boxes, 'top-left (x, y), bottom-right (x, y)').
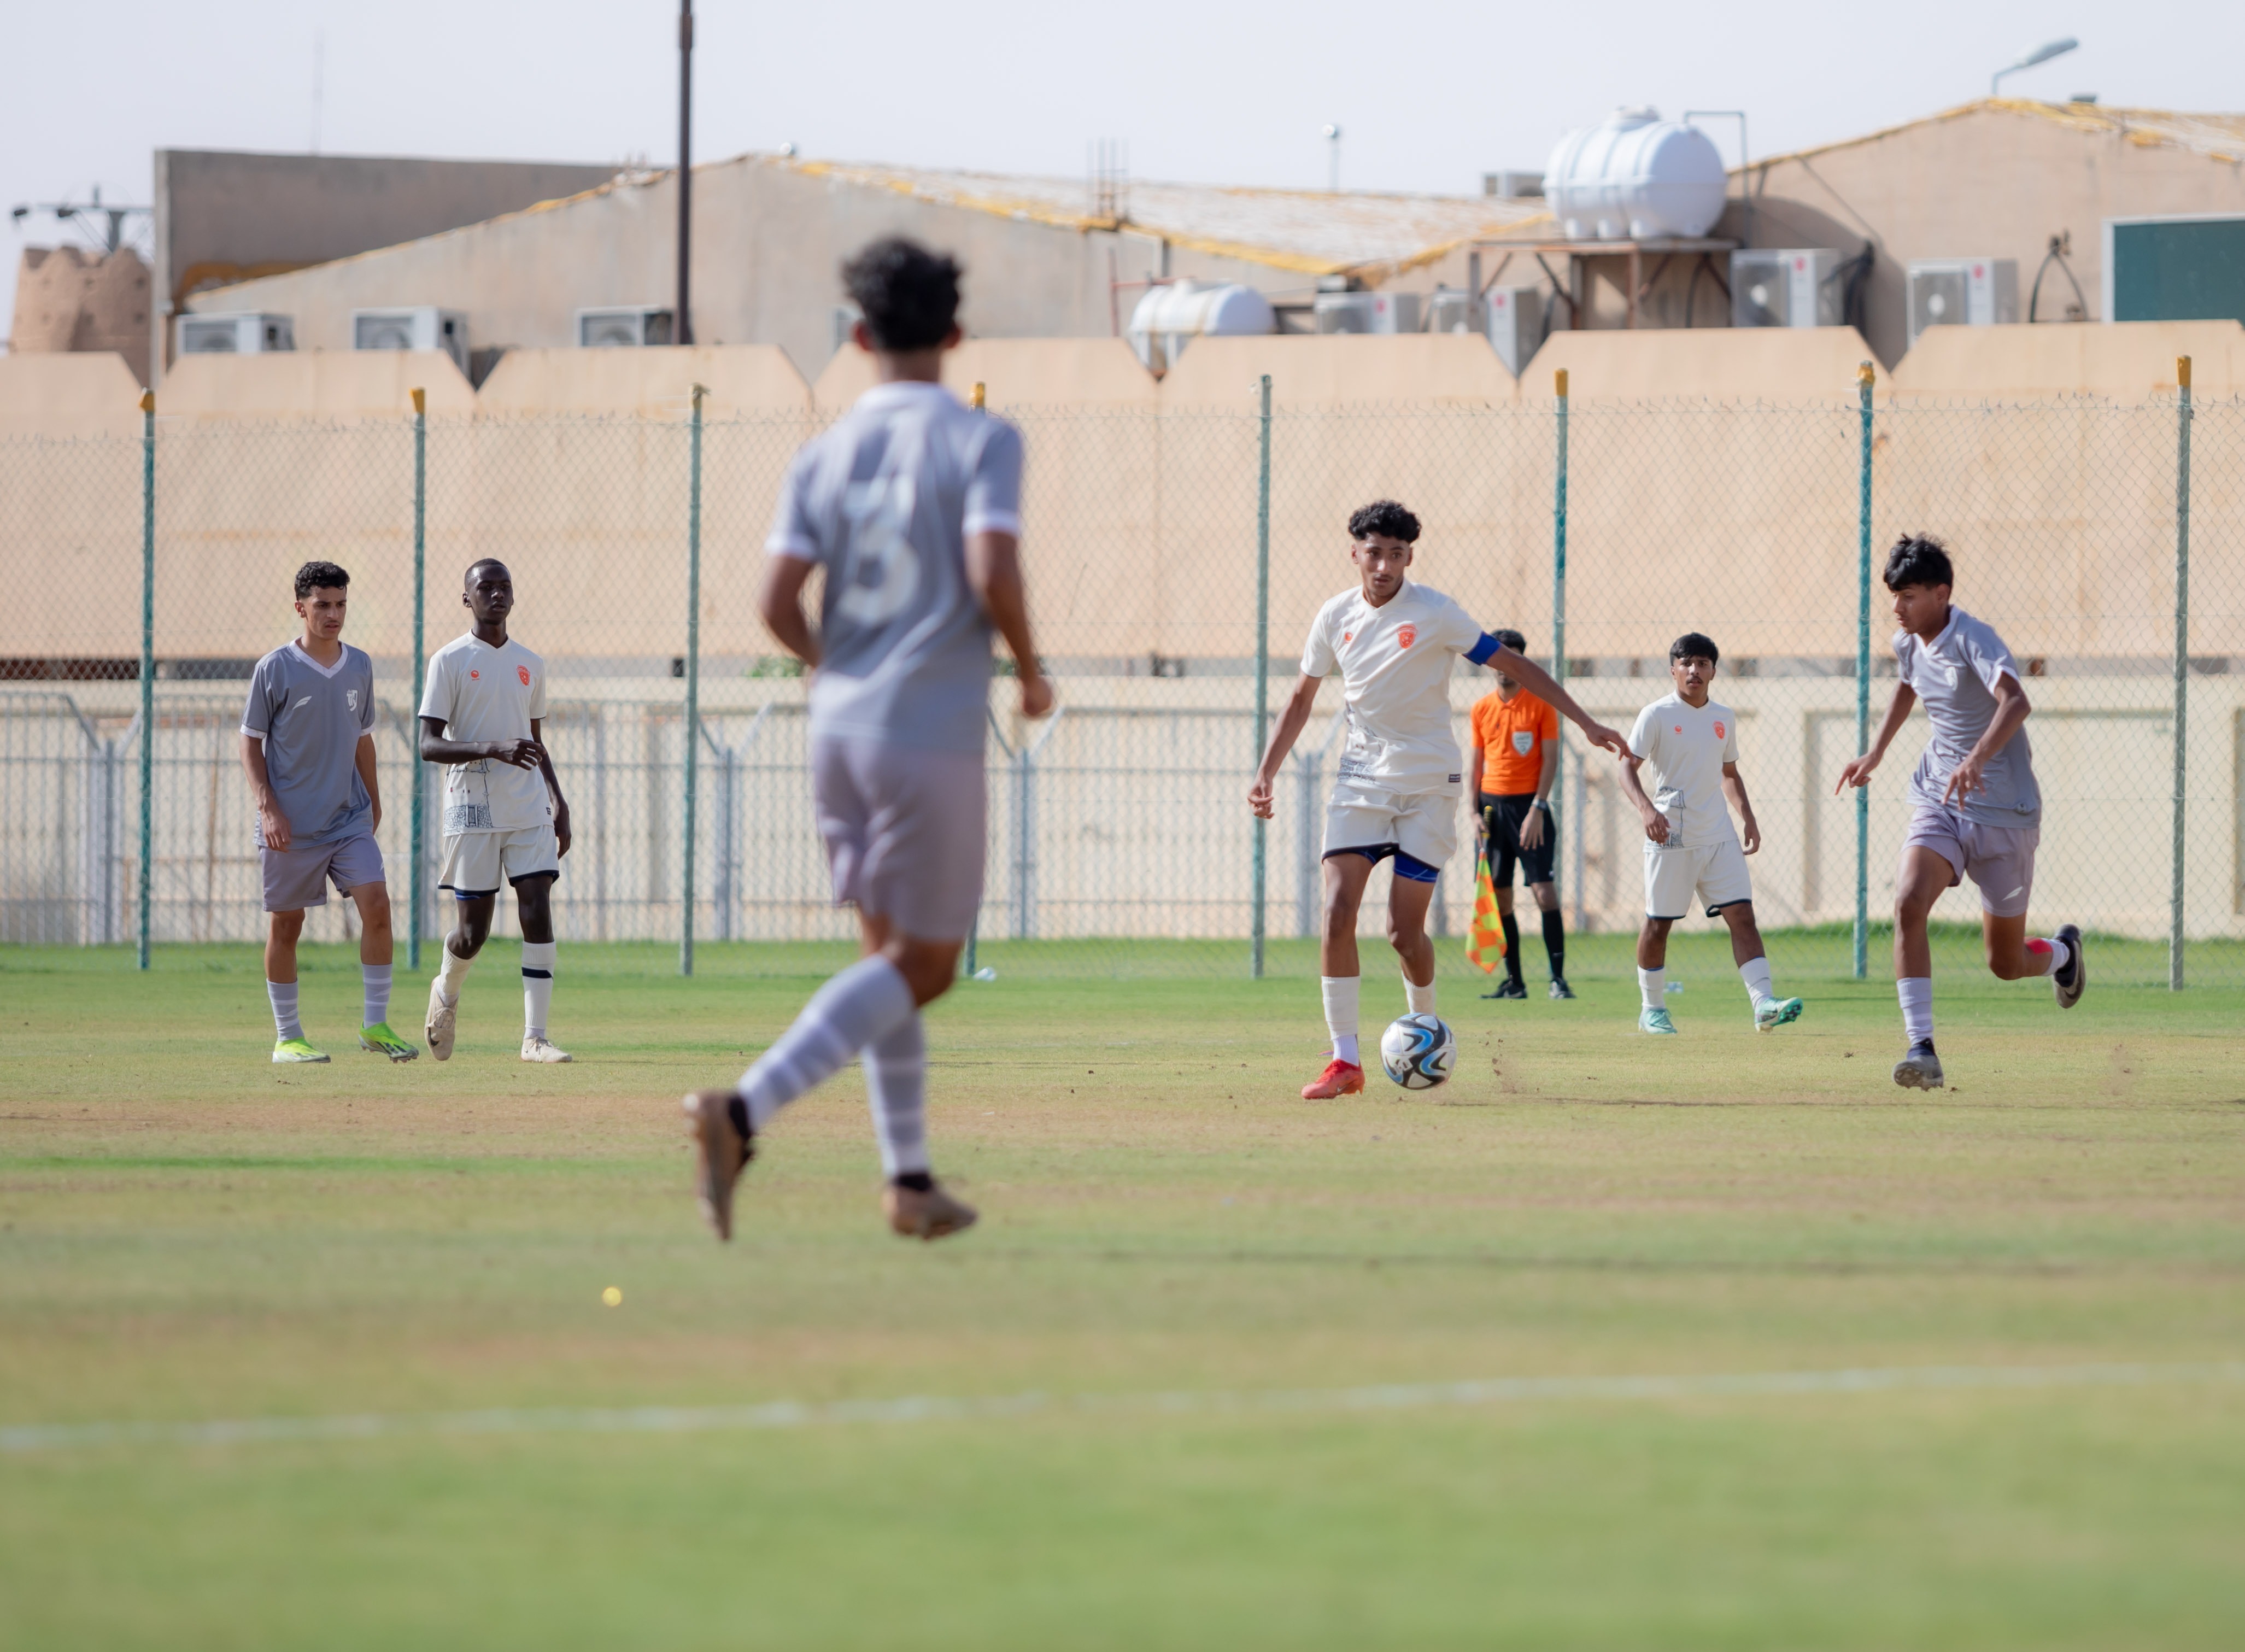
top-left (812, 733), bottom-right (986, 941)
top-left (261, 831), bottom-right (386, 913)
top-left (1903, 804), bottom-right (2039, 918)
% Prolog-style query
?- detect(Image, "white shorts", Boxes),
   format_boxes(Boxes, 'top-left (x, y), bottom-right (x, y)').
top-left (1323, 778), bottom-right (1459, 877)
top-left (440, 824), bottom-right (560, 898)
top-left (1643, 835), bottom-right (1752, 919)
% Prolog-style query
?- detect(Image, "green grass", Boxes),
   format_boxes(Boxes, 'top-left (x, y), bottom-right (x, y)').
top-left (3, 942), bottom-right (2243, 1649)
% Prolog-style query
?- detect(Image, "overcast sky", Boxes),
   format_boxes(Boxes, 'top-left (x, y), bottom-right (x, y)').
top-left (7, 0), bottom-right (2242, 342)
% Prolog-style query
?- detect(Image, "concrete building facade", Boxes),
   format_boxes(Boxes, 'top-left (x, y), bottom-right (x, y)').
top-left (7, 248), bottom-right (153, 385)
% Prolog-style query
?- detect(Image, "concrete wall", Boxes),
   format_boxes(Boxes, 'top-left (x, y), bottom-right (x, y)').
top-left (154, 149), bottom-right (618, 388)
top-left (9, 249), bottom-right (153, 386)
top-left (1888, 319), bottom-right (2244, 400)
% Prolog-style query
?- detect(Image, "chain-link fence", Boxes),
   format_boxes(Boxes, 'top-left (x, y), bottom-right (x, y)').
top-left (2, 370), bottom-right (2237, 983)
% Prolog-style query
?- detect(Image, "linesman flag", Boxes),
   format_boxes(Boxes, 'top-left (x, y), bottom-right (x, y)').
top-left (1467, 844), bottom-right (1507, 974)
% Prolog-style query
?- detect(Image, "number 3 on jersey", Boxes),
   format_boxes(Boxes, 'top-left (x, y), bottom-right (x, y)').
top-left (839, 475), bottom-right (920, 625)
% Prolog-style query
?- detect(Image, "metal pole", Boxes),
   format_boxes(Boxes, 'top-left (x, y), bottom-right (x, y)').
top-left (2171, 356), bottom-right (2193, 991)
top-left (682, 383), bottom-right (705, 976)
top-left (1551, 368), bottom-right (1568, 887)
top-left (1855, 361), bottom-right (1874, 980)
top-left (408, 387), bottom-right (427, 971)
top-left (137, 390), bottom-right (155, 968)
top-left (676, 0), bottom-right (694, 344)
top-left (1252, 374), bottom-right (1272, 979)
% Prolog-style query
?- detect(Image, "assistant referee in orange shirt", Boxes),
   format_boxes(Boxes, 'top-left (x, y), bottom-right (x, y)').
top-left (1467, 628), bottom-right (1572, 1000)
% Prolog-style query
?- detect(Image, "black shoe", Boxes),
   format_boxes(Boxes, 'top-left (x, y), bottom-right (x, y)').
top-left (1548, 979), bottom-right (1576, 1000)
top-left (2053, 923), bottom-right (2085, 1009)
top-left (1482, 978), bottom-right (1529, 1000)
top-left (1892, 1041), bottom-right (1944, 1090)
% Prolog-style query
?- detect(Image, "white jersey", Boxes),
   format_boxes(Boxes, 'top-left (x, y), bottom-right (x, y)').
top-left (1627, 693), bottom-right (1740, 849)
top-left (1301, 580), bottom-right (1486, 794)
top-left (418, 632), bottom-right (552, 834)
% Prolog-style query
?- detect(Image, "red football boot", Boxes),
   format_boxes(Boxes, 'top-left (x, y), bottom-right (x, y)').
top-left (1300, 1059), bottom-right (1365, 1099)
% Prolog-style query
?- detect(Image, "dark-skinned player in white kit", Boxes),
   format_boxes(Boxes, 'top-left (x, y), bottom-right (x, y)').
top-left (685, 238), bottom-right (1052, 1242)
top-left (1250, 501), bottom-right (1627, 1098)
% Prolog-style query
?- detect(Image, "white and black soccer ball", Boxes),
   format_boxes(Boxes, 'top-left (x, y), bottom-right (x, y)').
top-left (1378, 1012), bottom-right (1456, 1090)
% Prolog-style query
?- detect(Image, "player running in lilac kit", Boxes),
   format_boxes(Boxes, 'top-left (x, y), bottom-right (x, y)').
top-left (1836, 534), bottom-right (2085, 1089)
top-left (684, 238), bottom-right (1052, 1243)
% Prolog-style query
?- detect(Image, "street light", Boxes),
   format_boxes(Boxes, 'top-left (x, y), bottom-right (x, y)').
top-left (1992, 37), bottom-right (2078, 97)
top-left (1323, 124), bottom-right (1341, 193)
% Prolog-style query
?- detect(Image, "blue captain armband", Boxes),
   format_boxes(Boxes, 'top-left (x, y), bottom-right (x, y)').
top-left (1466, 632), bottom-right (1503, 666)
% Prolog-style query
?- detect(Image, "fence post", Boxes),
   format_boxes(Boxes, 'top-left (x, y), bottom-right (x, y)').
top-left (2171, 356), bottom-right (2192, 991)
top-left (682, 383), bottom-right (705, 977)
top-left (408, 387), bottom-right (427, 971)
top-left (1854, 361), bottom-right (1874, 980)
top-left (1550, 368), bottom-right (1568, 883)
top-left (137, 390), bottom-right (155, 969)
top-left (1252, 374), bottom-right (1272, 979)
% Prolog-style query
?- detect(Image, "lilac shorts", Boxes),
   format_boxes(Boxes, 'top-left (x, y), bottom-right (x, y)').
top-left (812, 734), bottom-right (986, 941)
top-left (1903, 805), bottom-right (2039, 918)
top-left (260, 831), bottom-right (386, 913)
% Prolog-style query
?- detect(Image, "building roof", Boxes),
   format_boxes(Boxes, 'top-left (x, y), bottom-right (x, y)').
top-left (776, 155), bottom-right (1554, 280)
top-left (1750, 97), bottom-right (2245, 171)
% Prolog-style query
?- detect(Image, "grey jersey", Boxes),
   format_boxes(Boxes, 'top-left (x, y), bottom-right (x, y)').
top-left (766, 380), bottom-right (1023, 754)
top-left (1894, 605), bottom-right (2040, 828)
top-left (241, 641), bottom-right (378, 845)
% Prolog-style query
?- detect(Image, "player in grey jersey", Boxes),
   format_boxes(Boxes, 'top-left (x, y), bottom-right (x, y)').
top-left (685, 238), bottom-right (1052, 1243)
top-left (1837, 535), bottom-right (2085, 1090)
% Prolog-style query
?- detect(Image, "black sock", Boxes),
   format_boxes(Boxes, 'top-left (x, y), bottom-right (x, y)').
top-left (892, 1170), bottom-right (935, 1193)
top-left (1500, 913), bottom-right (1522, 983)
top-left (1542, 909), bottom-right (1566, 980)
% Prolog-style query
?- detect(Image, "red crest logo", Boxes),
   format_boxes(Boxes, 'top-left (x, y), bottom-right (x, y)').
top-left (518, 666), bottom-right (531, 686)
top-left (1397, 624), bottom-right (1417, 649)
top-left (1674, 725), bottom-right (1683, 733)
top-left (470, 670), bottom-right (480, 679)
top-left (1342, 631), bottom-right (1353, 643)
top-left (1714, 720), bottom-right (1725, 739)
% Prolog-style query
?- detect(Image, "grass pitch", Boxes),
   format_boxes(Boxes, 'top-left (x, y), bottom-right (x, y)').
top-left (3, 938), bottom-right (2242, 1649)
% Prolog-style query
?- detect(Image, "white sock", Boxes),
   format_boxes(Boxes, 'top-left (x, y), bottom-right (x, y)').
top-left (739, 956), bottom-right (917, 1129)
top-left (267, 980), bottom-right (302, 1041)
top-left (1898, 977), bottom-right (1934, 1044)
top-left (521, 941), bottom-right (556, 1039)
top-left (438, 944), bottom-right (473, 1005)
top-left (1738, 956), bottom-right (1773, 1005)
top-left (1403, 970), bottom-right (1437, 1017)
top-left (361, 963), bottom-right (391, 1028)
top-left (1321, 975), bottom-right (1361, 1067)
top-left (864, 1012), bottom-right (930, 1179)
top-left (2030, 937), bottom-right (2071, 978)
top-left (1637, 966), bottom-right (1666, 1010)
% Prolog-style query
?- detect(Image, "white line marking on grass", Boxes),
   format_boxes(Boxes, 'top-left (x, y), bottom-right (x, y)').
top-left (5, 1362), bottom-right (2241, 1455)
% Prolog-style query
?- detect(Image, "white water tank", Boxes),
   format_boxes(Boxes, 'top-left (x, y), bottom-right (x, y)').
top-left (1542, 108), bottom-right (1728, 241)
top-left (1127, 281), bottom-right (1275, 373)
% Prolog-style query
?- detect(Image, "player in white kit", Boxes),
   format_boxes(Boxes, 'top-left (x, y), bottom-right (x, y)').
top-left (1617, 633), bottom-right (1804, 1035)
top-left (417, 560), bottom-right (575, 1063)
top-left (1836, 535), bottom-right (2084, 1089)
top-left (1250, 500), bottom-right (1626, 1098)
top-left (684, 238), bottom-right (1051, 1242)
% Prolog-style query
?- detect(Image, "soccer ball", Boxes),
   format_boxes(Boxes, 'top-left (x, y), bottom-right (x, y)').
top-left (1378, 1013), bottom-right (1456, 1090)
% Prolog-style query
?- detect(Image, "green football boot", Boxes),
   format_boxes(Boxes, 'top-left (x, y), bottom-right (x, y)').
top-left (1637, 1006), bottom-right (1679, 1035)
top-left (359, 1022), bottom-right (421, 1062)
top-left (272, 1036), bottom-right (330, 1064)
top-left (1754, 995), bottom-right (1805, 1032)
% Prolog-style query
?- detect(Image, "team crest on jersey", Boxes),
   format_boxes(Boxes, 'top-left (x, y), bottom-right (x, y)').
top-left (518, 665), bottom-right (531, 686)
top-left (1397, 624), bottom-right (1417, 649)
top-left (1511, 730), bottom-right (1533, 755)
top-left (470, 670), bottom-right (480, 679)
top-left (1342, 631), bottom-right (1353, 644)
top-left (345, 689), bottom-right (359, 712)
top-left (1714, 720), bottom-right (1725, 739)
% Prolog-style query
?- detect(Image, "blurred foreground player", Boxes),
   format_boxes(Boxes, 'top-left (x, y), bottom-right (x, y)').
top-left (1467, 628), bottom-right (1570, 1000)
top-left (1836, 535), bottom-right (2084, 1089)
top-left (418, 560), bottom-right (574, 1063)
top-left (685, 238), bottom-right (1052, 1242)
top-left (1249, 502), bottom-right (1625, 1100)
top-left (241, 560), bottom-right (416, 1062)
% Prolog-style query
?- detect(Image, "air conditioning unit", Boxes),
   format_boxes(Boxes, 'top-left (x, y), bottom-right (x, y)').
top-left (351, 307), bottom-right (468, 374)
top-left (1426, 288), bottom-right (1484, 335)
top-left (1905, 258), bottom-right (2019, 349)
top-left (177, 313), bottom-right (294, 354)
top-left (1484, 285), bottom-right (1545, 375)
top-left (577, 307), bottom-right (675, 348)
top-left (1312, 290), bottom-right (1422, 334)
top-left (1731, 249), bottom-right (1844, 328)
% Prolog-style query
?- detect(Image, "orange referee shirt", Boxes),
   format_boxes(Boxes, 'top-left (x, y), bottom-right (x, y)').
top-left (1469, 689), bottom-right (1558, 796)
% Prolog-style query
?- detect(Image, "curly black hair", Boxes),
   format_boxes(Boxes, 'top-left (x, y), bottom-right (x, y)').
top-left (842, 238), bottom-right (963, 352)
top-left (1346, 500), bottom-right (1421, 543)
top-left (294, 560), bottom-right (350, 599)
top-left (1883, 533), bottom-right (1955, 591)
top-left (1669, 632), bottom-right (1720, 667)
